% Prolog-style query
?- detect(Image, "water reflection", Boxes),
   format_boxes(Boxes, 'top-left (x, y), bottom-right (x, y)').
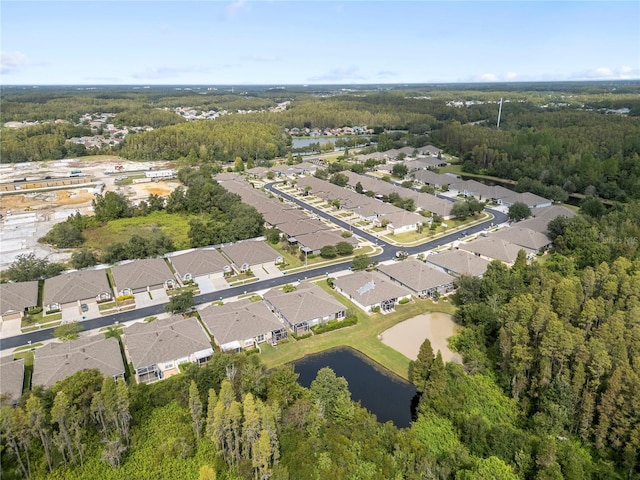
top-left (292, 347), bottom-right (417, 428)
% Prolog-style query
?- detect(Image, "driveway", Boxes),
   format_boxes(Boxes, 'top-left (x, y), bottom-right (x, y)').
top-left (253, 262), bottom-right (281, 280)
top-left (61, 305), bottom-right (81, 324)
top-left (134, 289), bottom-right (169, 308)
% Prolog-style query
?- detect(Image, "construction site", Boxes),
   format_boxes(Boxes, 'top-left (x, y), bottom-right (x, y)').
top-left (0, 157), bottom-right (178, 270)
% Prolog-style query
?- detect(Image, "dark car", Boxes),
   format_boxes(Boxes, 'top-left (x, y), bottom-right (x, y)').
top-left (81, 304), bottom-right (88, 313)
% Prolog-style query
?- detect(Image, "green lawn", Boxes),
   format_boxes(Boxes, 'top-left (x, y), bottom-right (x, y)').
top-left (83, 211), bottom-right (192, 250)
top-left (259, 280), bottom-right (457, 379)
top-left (378, 211), bottom-right (492, 246)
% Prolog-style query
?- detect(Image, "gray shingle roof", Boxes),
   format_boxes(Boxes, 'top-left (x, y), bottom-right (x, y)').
top-left (411, 170), bottom-right (456, 186)
top-left (295, 230), bottom-right (358, 252)
top-left (334, 270), bottom-right (412, 306)
top-left (199, 299), bottom-right (282, 347)
top-left (111, 258), bottom-right (174, 291)
top-left (221, 241), bottom-right (282, 267)
top-left (43, 269), bottom-right (111, 305)
top-left (377, 259), bottom-right (456, 292)
top-left (0, 281), bottom-right (38, 315)
top-left (0, 357), bottom-right (24, 404)
top-left (277, 218), bottom-right (329, 237)
top-left (500, 191), bottom-right (551, 207)
top-left (425, 249), bottom-right (491, 277)
top-left (459, 237), bottom-right (534, 264)
top-left (263, 282), bottom-right (345, 326)
top-left (32, 335), bottom-right (124, 388)
top-left (517, 205), bottom-right (576, 233)
top-left (491, 227), bottom-right (552, 251)
top-left (123, 315), bottom-right (212, 369)
top-left (169, 249), bottom-right (230, 277)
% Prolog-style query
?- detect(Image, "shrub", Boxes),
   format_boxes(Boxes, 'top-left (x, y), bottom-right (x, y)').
top-left (312, 317), bottom-right (358, 334)
top-left (282, 284), bottom-right (297, 293)
top-left (291, 332), bottom-right (312, 340)
top-left (398, 297), bottom-right (411, 305)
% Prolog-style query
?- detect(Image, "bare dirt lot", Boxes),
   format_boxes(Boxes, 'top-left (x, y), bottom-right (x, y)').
top-left (0, 157), bottom-right (178, 270)
top-left (0, 189), bottom-right (96, 212)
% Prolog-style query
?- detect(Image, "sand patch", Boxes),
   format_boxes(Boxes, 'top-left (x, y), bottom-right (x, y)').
top-left (136, 181), bottom-right (177, 197)
top-left (0, 189), bottom-right (95, 211)
top-left (380, 312), bottom-right (462, 364)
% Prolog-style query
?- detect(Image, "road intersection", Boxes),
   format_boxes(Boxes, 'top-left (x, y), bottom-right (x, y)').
top-left (0, 182), bottom-right (507, 352)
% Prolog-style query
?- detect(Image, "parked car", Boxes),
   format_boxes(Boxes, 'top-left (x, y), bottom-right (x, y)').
top-left (81, 304), bottom-right (88, 313)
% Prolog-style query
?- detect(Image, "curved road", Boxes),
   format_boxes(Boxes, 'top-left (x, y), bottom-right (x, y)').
top-left (1, 184), bottom-right (507, 351)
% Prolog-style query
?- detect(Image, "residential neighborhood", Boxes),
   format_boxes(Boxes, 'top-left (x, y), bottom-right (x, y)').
top-left (0, 144), bottom-right (578, 403)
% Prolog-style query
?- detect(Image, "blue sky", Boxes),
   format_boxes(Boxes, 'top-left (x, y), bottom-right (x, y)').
top-left (1, 1), bottom-right (638, 85)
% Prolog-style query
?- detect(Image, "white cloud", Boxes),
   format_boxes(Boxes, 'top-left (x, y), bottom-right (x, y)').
top-left (505, 72), bottom-right (518, 81)
top-left (0, 51), bottom-right (28, 74)
top-left (579, 66), bottom-right (640, 80)
top-left (478, 73), bottom-right (499, 82)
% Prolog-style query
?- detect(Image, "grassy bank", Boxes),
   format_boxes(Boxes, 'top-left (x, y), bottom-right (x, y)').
top-left (259, 280), bottom-right (457, 379)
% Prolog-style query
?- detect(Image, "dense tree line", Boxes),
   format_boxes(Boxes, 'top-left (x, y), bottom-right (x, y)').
top-left (1, 123), bottom-right (92, 163)
top-left (436, 110), bottom-right (640, 200)
top-left (118, 119), bottom-right (288, 163)
top-left (448, 208), bottom-right (640, 478)
top-left (0, 89), bottom-right (284, 124)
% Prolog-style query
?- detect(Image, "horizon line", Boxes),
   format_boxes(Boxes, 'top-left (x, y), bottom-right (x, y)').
top-left (3, 79), bottom-right (640, 87)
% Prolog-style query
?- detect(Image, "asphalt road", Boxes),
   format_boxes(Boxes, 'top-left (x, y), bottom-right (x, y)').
top-left (0, 183), bottom-right (507, 351)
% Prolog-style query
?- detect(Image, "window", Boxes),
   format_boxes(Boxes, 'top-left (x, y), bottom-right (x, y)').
top-left (256, 334), bottom-right (265, 343)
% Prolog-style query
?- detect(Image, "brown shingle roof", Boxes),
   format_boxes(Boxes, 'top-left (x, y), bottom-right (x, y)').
top-left (490, 227), bottom-right (552, 251)
top-left (221, 241), bottom-right (282, 267)
top-left (123, 315), bottom-right (212, 369)
top-left (0, 281), bottom-right (38, 315)
top-left (425, 249), bottom-right (491, 277)
top-left (111, 258), bottom-right (174, 291)
top-left (32, 336), bottom-right (124, 388)
top-left (263, 282), bottom-right (344, 326)
top-left (459, 237), bottom-right (534, 264)
top-left (0, 357), bottom-right (24, 404)
top-left (199, 299), bottom-right (282, 347)
top-left (334, 270), bottom-right (412, 306)
top-left (43, 269), bottom-right (111, 305)
top-left (377, 259), bottom-right (456, 292)
top-left (169, 249), bottom-right (230, 278)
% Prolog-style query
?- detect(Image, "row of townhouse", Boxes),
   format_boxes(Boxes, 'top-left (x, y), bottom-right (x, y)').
top-left (294, 173), bottom-right (453, 234)
top-left (216, 173), bottom-right (359, 255)
top-left (0, 281), bottom-right (349, 403)
top-left (0, 240), bottom-right (285, 324)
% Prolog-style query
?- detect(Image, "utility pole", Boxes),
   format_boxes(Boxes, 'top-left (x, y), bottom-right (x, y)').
top-left (497, 98), bottom-right (503, 129)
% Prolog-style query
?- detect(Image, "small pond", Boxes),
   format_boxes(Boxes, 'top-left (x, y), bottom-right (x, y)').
top-left (292, 347), bottom-right (417, 428)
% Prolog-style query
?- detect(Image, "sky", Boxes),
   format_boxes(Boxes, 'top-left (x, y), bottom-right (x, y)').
top-left (1, 1), bottom-right (639, 85)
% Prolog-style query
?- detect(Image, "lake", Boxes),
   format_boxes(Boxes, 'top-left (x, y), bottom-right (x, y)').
top-left (292, 347), bottom-right (417, 428)
top-left (291, 136), bottom-right (372, 149)
top-left (291, 136), bottom-right (341, 148)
